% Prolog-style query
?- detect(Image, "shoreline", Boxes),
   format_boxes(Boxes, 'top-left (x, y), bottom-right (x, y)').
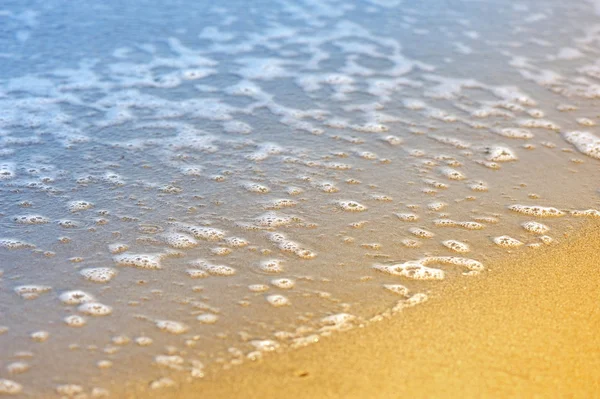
top-left (119, 220), bottom-right (600, 398)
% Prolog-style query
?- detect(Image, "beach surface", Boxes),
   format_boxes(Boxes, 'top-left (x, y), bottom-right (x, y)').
top-left (126, 221), bottom-right (600, 399)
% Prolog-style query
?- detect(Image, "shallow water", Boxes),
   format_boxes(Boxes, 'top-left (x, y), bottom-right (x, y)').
top-left (1, 0), bottom-right (600, 396)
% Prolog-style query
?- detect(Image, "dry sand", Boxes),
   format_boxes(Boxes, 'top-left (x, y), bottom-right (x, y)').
top-left (123, 221), bottom-right (600, 398)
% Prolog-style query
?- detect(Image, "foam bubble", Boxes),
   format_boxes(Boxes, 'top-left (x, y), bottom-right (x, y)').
top-left (78, 302), bottom-right (113, 316)
top-left (266, 294), bottom-right (290, 307)
top-left (468, 181), bottom-right (489, 192)
top-left (427, 202), bottom-right (447, 211)
top-left (408, 227), bottom-right (435, 238)
top-left (59, 290), bottom-right (95, 305)
top-left (320, 313), bottom-right (356, 331)
top-left (13, 214), bottom-right (49, 225)
top-left (189, 259), bottom-right (236, 276)
top-left (255, 212), bottom-right (296, 227)
top-left (395, 213), bottom-right (419, 221)
top-left (197, 314), bottom-right (219, 324)
top-left (14, 285), bottom-right (51, 300)
top-left (315, 181), bottom-right (339, 193)
top-left (149, 377), bottom-right (176, 390)
top-left (496, 128), bottom-right (534, 139)
top-left (519, 119), bottom-right (560, 131)
top-left (97, 360), bottom-right (113, 369)
top-left (80, 268), bottom-right (117, 283)
top-left (68, 200), bottom-right (94, 212)
top-left (114, 253), bottom-right (163, 269)
top-left (6, 362), bottom-right (29, 375)
top-left (258, 259), bottom-right (284, 273)
top-left (442, 240), bottom-right (470, 253)
top-left (155, 355), bottom-right (185, 370)
top-left (178, 225), bottom-right (225, 241)
top-left (563, 131), bottom-right (600, 159)
top-left (0, 163), bottom-right (16, 181)
top-left (508, 205), bottom-right (565, 217)
top-left (224, 237), bottom-right (249, 247)
top-left (383, 284), bottom-right (409, 296)
top-left (373, 261), bottom-right (444, 280)
top-left (0, 379), bottom-right (22, 395)
top-left (422, 256), bottom-right (484, 273)
top-left (264, 199), bottom-right (297, 209)
top-left (56, 385), bottom-right (83, 396)
top-left (155, 320), bottom-right (189, 334)
top-left (135, 336), bottom-right (153, 346)
top-left (381, 135), bottom-right (403, 146)
top-left (64, 315), bottom-right (87, 327)
top-left (210, 247), bottom-right (232, 256)
top-left (440, 167), bottom-right (466, 180)
top-left (30, 331), bottom-right (49, 342)
top-left (251, 339), bottom-right (280, 352)
top-left (108, 243), bottom-right (129, 254)
top-left (521, 221), bottom-right (550, 234)
top-left (271, 278), bottom-right (295, 289)
top-left (571, 209), bottom-right (600, 218)
top-left (486, 146), bottom-right (517, 162)
top-left (493, 235), bottom-right (523, 248)
top-left (0, 238), bottom-right (35, 250)
top-left (242, 182), bottom-right (271, 194)
top-left (249, 284), bottom-right (269, 292)
top-left (160, 232), bottom-right (198, 249)
top-left (400, 238), bottom-right (421, 248)
top-left (186, 269), bottom-right (209, 279)
top-left (336, 200), bottom-right (367, 212)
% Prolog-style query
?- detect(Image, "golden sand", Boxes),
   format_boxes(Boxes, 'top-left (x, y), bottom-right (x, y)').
top-left (120, 222), bottom-right (600, 398)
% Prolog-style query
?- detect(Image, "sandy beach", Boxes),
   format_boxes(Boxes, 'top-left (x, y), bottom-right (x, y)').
top-left (121, 221), bottom-right (600, 399)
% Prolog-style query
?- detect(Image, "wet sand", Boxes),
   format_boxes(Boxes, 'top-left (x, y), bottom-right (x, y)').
top-left (127, 220), bottom-right (600, 398)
